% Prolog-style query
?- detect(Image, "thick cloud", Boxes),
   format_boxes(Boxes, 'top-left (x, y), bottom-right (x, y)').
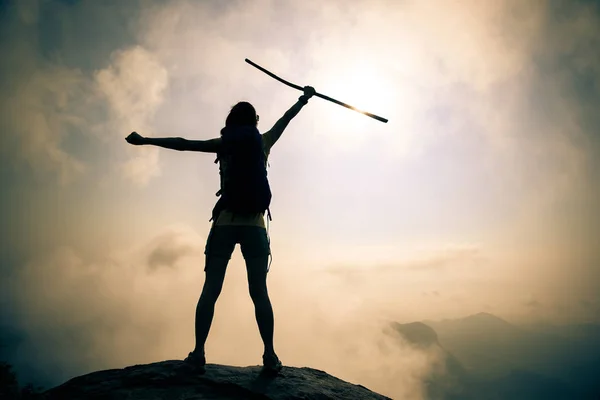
top-left (1, 0), bottom-right (600, 398)
top-left (145, 225), bottom-right (203, 270)
top-left (3, 224), bottom-right (437, 399)
top-left (95, 45), bottom-right (168, 185)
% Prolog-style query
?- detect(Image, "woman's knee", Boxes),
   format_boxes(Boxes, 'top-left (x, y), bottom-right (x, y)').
top-left (248, 282), bottom-right (269, 302)
top-left (200, 271), bottom-right (227, 303)
top-left (200, 285), bottom-right (222, 303)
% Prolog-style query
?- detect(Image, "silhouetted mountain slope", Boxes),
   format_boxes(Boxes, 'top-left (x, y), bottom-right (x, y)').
top-left (468, 370), bottom-right (575, 400)
top-left (391, 322), bottom-right (440, 348)
top-left (40, 361), bottom-right (391, 400)
top-left (424, 313), bottom-right (600, 379)
top-left (426, 313), bottom-right (516, 333)
top-left (391, 322), bottom-right (471, 400)
top-left (408, 313), bottom-right (600, 399)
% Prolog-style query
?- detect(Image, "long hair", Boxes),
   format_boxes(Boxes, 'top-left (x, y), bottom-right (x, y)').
top-left (222, 102), bottom-right (257, 134)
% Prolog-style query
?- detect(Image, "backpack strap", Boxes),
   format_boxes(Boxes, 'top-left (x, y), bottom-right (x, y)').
top-left (266, 211), bottom-right (273, 272)
top-left (210, 152), bottom-right (223, 221)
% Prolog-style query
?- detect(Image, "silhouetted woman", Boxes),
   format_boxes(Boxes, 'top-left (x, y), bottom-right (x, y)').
top-left (125, 86), bottom-right (316, 374)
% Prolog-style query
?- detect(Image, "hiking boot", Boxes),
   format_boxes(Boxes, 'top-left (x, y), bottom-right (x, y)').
top-left (184, 350), bottom-right (206, 374)
top-left (262, 352), bottom-right (282, 375)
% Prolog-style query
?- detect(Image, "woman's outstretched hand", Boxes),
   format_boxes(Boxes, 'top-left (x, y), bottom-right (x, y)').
top-left (126, 132), bottom-right (145, 145)
top-left (303, 86), bottom-right (316, 99)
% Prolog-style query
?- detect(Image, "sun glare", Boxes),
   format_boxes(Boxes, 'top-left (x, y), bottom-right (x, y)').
top-left (313, 62), bottom-right (394, 149)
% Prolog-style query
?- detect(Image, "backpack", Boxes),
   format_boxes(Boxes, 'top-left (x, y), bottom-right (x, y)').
top-left (210, 126), bottom-right (272, 222)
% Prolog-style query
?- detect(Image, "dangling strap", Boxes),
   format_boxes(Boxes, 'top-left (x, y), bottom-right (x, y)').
top-left (209, 196), bottom-right (225, 222)
top-left (266, 209), bottom-right (273, 272)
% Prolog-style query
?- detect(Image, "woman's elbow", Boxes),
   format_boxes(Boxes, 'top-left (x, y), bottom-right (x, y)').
top-left (176, 138), bottom-right (190, 151)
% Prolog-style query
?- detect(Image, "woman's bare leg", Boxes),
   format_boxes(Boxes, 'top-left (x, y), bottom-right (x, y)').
top-left (194, 256), bottom-right (229, 354)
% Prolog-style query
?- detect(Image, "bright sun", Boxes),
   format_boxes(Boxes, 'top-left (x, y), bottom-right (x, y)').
top-left (313, 62), bottom-right (394, 146)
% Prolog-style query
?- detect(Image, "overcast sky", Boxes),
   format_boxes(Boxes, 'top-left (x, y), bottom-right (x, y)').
top-left (1, 0), bottom-right (599, 397)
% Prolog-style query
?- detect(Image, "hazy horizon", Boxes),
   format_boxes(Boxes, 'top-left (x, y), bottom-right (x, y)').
top-left (1, 0), bottom-right (599, 398)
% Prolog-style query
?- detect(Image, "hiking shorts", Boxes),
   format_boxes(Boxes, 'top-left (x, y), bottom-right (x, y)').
top-left (204, 225), bottom-right (271, 268)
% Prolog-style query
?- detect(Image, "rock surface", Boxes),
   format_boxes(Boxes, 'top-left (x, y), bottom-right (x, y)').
top-left (41, 360), bottom-right (391, 400)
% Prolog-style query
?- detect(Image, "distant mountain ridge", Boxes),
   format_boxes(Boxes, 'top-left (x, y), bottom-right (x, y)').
top-left (423, 312), bottom-right (520, 338)
top-left (391, 312), bottom-right (600, 399)
top-left (391, 321), bottom-right (439, 348)
top-left (390, 321), bottom-right (469, 399)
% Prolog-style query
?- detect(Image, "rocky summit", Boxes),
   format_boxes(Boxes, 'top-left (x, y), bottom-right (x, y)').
top-left (41, 360), bottom-right (391, 400)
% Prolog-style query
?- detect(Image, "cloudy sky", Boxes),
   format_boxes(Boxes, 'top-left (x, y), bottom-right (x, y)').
top-left (1, 0), bottom-right (599, 397)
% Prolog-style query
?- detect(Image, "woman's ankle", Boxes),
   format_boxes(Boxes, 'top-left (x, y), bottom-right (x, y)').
top-left (263, 347), bottom-right (276, 357)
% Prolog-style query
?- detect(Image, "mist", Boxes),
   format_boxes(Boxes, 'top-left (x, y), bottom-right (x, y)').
top-left (6, 224), bottom-right (440, 399)
top-left (1, 0), bottom-right (600, 398)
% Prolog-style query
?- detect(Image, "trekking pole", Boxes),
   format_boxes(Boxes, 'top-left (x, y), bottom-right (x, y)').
top-left (245, 59), bottom-right (388, 123)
